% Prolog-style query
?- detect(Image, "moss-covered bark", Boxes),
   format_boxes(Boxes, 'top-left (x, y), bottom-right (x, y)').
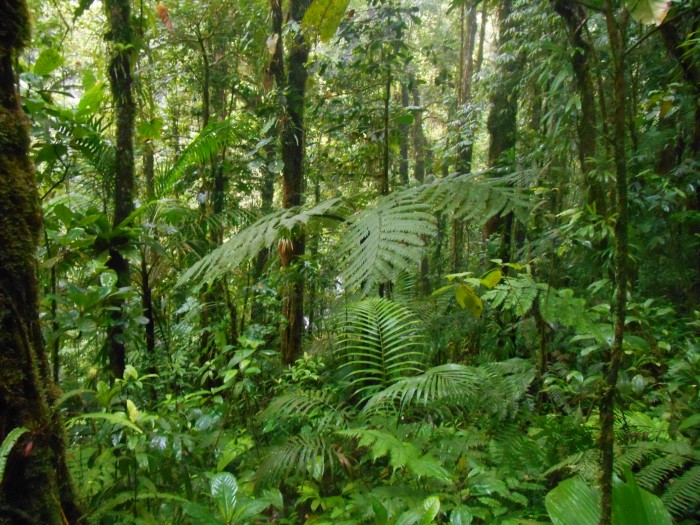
top-left (104, 0), bottom-right (136, 381)
top-left (0, 2), bottom-right (82, 522)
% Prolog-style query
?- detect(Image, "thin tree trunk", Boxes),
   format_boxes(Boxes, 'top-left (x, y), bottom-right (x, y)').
top-left (277, 0), bottom-right (311, 365)
top-left (0, 4), bottom-right (82, 520)
top-left (552, 0), bottom-right (606, 213)
top-left (599, 5), bottom-right (629, 524)
top-left (485, 0), bottom-right (518, 263)
top-left (105, 0), bottom-right (136, 381)
top-left (380, 52), bottom-right (391, 196)
top-left (399, 82), bottom-right (409, 185)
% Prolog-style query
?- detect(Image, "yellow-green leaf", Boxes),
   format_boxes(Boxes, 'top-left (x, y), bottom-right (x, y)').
top-left (126, 399), bottom-right (140, 424)
top-left (455, 284), bottom-right (483, 318)
top-left (480, 269), bottom-right (503, 289)
top-left (34, 49), bottom-right (64, 76)
top-left (625, 0), bottom-right (671, 25)
top-left (302, 0), bottom-right (351, 42)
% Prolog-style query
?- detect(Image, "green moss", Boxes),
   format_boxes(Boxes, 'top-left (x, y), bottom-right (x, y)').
top-left (0, 0), bottom-right (31, 52)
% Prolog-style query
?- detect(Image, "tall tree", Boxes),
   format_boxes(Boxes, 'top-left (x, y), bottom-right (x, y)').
top-left (269, 0), bottom-right (311, 364)
top-left (0, 1), bottom-right (82, 521)
top-left (598, 4), bottom-right (629, 524)
top-left (485, 0), bottom-right (518, 261)
top-left (104, 0), bottom-right (136, 380)
top-left (552, 0), bottom-right (606, 212)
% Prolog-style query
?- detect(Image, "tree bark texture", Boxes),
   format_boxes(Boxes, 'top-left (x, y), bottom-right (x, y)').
top-left (275, 0), bottom-right (311, 365)
top-left (485, 0), bottom-right (517, 261)
top-left (105, 0), bottom-right (136, 381)
top-left (0, 3), bottom-right (82, 521)
top-left (598, 4), bottom-right (629, 525)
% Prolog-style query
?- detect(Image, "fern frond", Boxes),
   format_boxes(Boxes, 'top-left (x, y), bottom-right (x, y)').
top-left (662, 465), bottom-right (700, 519)
top-left (337, 427), bottom-right (451, 483)
top-left (178, 198), bottom-right (349, 287)
top-left (256, 434), bottom-right (345, 487)
top-left (636, 454), bottom-right (688, 491)
top-left (337, 298), bottom-right (425, 400)
top-left (261, 389), bottom-right (355, 430)
top-left (363, 364), bottom-right (481, 412)
top-left (417, 171), bottom-right (531, 224)
top-left (338, 191), bottom-right (436, 292)
top-left (161, 114), bottom-right (261, 194)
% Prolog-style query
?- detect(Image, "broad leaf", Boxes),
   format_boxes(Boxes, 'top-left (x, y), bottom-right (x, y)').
top-left (625, 0), bottom-right (671, 25)
top-left (34, 49), bottom-right (64, 76)
top-left (211, 472), bottom-right (238, 522)
top-left (302, 0), bottom-right (351, 42)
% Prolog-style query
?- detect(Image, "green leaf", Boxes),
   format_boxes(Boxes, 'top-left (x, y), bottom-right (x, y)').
top-left (455, 284), bottom-right (483, 318)
top-left (624, 0), bottom-right (671, 25)
top-left (546, 477), bottom-right (600, 525)
top-left (421, 496), bottom-right (440, 524)
top-left (480, 269), bottom-right (503, 289)
top-left (34, 49), bottom-right (64, 76)
top-left (678, 413), bottom-right (700, 431)
top-left (449, 506), bottom-right (473, 525)
top-left (0, 427), bottom-right (29, 484)
top-left (183, 501), bottom-right (222, 524)
top-left (211, 472), bottom-right (238, 522)
top-left (371, 497), bottom-right (388, 525)
top-left (546, 473), bottom-right (673, 525)
top-left (302, 0), bottom-right (351, 42)
top-left (67, 412), bottom-right (143, 433)
top-left (126, 399), bottom-right (140, 424)
top-left (138, 118), bottom-right (164, 141)
top-left (74, 0), bottom-right (96, 20)
top-left (76, 82), bottom-right (106, 118)
top-left (613, 467), bottom-right (673, 525)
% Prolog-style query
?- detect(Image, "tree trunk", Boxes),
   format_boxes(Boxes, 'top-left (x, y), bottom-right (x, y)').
top-left (552, 0), bottom-right (606, 213)
top-left (399, 82), bottom-right (409, 185)
top-left (0, 3), bottom-right (82, 521)
top-left (105, 0), bottom-right (136, 381)
top-left (456, 2), bottom-right (478, 174)
top-left (485, 0), bottom-right (518, 262)
top-left (276, 0), bottom-right (311, 365)
top-left (598, 5), bottom-right (629, 524)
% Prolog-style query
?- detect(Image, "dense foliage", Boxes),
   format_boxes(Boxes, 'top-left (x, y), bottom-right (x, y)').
top-left (0, 0), bottom-right (698, 523)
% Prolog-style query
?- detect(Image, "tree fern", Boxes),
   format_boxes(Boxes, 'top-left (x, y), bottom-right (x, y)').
top-left (337, 191), bottom-right (436, 292)
top-left (178, 198), bottom-right (349, 287)
top-left (337, 298), bottom-right (425, 401)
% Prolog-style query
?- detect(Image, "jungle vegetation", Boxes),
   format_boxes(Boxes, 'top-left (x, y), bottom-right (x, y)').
top-left (0, 0), bottom-right (698, 524)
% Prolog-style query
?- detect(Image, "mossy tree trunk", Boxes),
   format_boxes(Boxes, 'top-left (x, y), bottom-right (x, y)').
top-left (552, 0), bottom-right (606, 213)
top-left (269, 0), bottom-right (311, 365)
top-left (598, 4), bottom-right (629, 524)
top-left (0, 2), bottom-right (82, 522)
top-left (105, 0), bottom-right (136, 381)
